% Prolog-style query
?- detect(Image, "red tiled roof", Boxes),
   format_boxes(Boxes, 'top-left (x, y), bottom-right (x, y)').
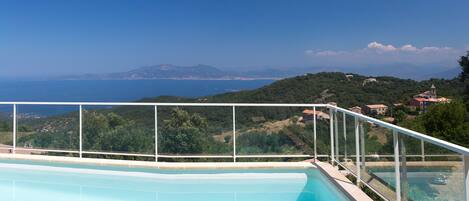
top-left (413, 97), bottom-right (450, 103)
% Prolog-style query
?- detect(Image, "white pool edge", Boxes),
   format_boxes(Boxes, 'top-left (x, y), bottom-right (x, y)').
top-left (0, 153), bottom-right (315, 169)
top-left (314, 161), bottom-right (373, 201)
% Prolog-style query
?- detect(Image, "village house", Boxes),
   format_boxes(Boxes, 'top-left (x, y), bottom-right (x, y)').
top-left (363, 104), bottom-right (388, 116)
top-left (409, 84), bottom-right (451, 112)
top-left (348, 106), bottom-right (362, 114)
top-left (362, 78), bottom-right (377, 86)
top-left (327, 102), bottom-right (337, 106)
top-left (345, 74), bottom-right (354, 80)
top-left (301, 109), bottom-right (330, 123)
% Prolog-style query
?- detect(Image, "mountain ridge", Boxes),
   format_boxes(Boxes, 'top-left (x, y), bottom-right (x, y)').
top-left (55, 64), bottom-right (460, 81)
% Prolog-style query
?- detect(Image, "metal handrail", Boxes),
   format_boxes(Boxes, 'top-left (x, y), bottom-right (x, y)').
top-left (329, 105), bottom-right (469, 156)
top-left (0, 101), bottom-right (327, 107)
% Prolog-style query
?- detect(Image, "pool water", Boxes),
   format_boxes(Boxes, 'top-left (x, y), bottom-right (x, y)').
top-left (369, 166), bottom-right (464, 201)
top-left (0, 160), bottom-right (349, 201)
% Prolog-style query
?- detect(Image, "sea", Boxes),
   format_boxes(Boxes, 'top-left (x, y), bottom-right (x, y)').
top-left (0, 79), bottom-right (273, 116)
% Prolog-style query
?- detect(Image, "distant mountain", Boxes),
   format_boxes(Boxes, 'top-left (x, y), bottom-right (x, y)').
top-left (420, 67), bottom-right (461, 80)
top-left (56, 63), bottom-right (462, 81)
top-left (60, 64), bottom-right (239, 80)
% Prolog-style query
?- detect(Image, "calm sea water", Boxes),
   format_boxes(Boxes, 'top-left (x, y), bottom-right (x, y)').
top-left (0, 80), bottom-right (273, 102)
top-left (0, 80), bottom-right (273, 116)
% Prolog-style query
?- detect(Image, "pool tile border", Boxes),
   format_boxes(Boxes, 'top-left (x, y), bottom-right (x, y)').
top-left (0, 153), bottom-right (315, 169)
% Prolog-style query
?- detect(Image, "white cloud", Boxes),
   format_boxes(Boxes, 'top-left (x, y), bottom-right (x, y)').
top-left (307, 41), bottom-right (457, 56)
top-left (367, 42), bottom-right (397, 51)
top-left (400, 44), bottom-right (418, 52)
top-left (304, 50), bottom-right (315, 55)
top-left (305, 50), bottom-right (345, 56)
top-left (315, 50), bottom-right (343, 56)
top-left (305, 41), bottom-right (463, 67)
top-left (364, 42), bottom-right (453, 53)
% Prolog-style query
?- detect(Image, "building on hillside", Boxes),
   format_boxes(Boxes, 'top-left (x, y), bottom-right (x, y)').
top-left (348, 106), bottom-right (362, 114)
top-left (410, 84), bottom-right (451, 112)
top-left (362, 78), bottom-right (377, 86)
top-left (251, 116), bottom-right (265, 123)
top-left (415, 84), bottom-right (438, 99)
top-left (382, 117), bottom-right (395, 123)
top-left (363, 104), bottom-right (388, 116)
top-left (327, 102), bottom-right (337, 106)
top-left (345, 74), bottom-right (354, 80)
top-left (301, 109), bottom-right (330, 123)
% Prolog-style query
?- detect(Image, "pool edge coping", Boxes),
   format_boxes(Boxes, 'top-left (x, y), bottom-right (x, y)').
top-left (314, 161), bottom-right (373, 201)
top-left (0, 153), bottom-right (316, 169)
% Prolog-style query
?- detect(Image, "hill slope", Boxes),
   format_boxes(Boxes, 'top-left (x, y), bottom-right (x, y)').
top-left (141, 72), bottom-right (463, 108)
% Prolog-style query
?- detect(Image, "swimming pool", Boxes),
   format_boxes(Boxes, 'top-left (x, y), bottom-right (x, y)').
top-left (0, 159), bottom-right (349, 201)
top-left (368, 166), bottom-right (464, 201)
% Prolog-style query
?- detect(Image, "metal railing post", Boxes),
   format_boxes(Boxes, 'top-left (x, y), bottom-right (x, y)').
top-left (360, 121), bottom-right (366, 172)
top-left (343, 112), bottom-right (347, 159)
top-left (329, 108), bottom-right (335, 164)
top-left (155, 105), bottom-right (158, 162)
top-left (334, 110), bottom-right (339, 161)
top-left (400, 136), bottom-right (409, 201)
top-left (464, 155), bottom-right (469, 201)
top-left (79, 105), bottom-right (83, 158)
top-left (355, 116), bottom-right (361, 186)
top-left (12, 104), bottom-right (16, 154)
top-left (393, 130), bottom-right (401, 201)
top-left (420, 139), bottom-right (425, 161)
top-left (232, 106), bottom-right (236, 163)
top-left (313, 106), bottom-right (317, 160)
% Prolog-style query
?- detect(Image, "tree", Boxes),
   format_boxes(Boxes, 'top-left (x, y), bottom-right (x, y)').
top-left (160, 108), bottom-right (212, 154)
top-left (422, 102), bottom-right (469, 146)
top-left (460, 51), bottom-right (469, 101)
top-left (460, 51), bottom-right (469, 83)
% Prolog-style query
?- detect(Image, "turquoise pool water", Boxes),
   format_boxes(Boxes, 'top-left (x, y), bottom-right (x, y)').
top-left (0, 159), bottom-right (349, 201)
top-left (369, 166), bottom-right (464, 201)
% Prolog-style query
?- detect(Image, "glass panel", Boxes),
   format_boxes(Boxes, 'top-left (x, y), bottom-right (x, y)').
top-left (315, 107), bottom-right (331, 158)
top-left (0, 105), bottom-right (13, 153)
top-left (338, 113), bottom-right (358, 175)
top-left (359, 119), bottom-right (397, 200)
top-left (157, 106), bottom-right (232, 157)
top-left (82, 105), bottom-right (154, 156)
top-left (399, 139), bottom-right (464, 201)
top-left (235, 106), bottom-right (307, 157)
top-left (16, 105), bottom-right (79, 154)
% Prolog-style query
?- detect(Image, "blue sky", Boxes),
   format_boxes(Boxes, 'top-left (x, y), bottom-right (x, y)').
top-left (1, 0), bottom-right (468, 77)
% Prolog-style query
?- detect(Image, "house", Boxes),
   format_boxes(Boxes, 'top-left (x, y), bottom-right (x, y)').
top-left (348, 106), bottom-right (362, 114)
top-left (251, 116), bottom-right (265, 123)
top-left (410, 97), bottom-right (451, 112)
top-left (410, 85), bottom-right (451, 112)
top-left (301, 109), bottom-right (330, 123)
top-left (363, 104), bottom-right (388, 116)
top-left (382, 117), bottom-right (395, 123)
top-left (345, 74), bottom-right (354, 80)
top-left (327, 102), bottom-right (337, 106)
top-left (362, 78), bottom-right (377, 86)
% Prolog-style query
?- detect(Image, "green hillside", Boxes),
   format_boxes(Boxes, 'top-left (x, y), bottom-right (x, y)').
top-left (142, 72), bottom-right (464, 107)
